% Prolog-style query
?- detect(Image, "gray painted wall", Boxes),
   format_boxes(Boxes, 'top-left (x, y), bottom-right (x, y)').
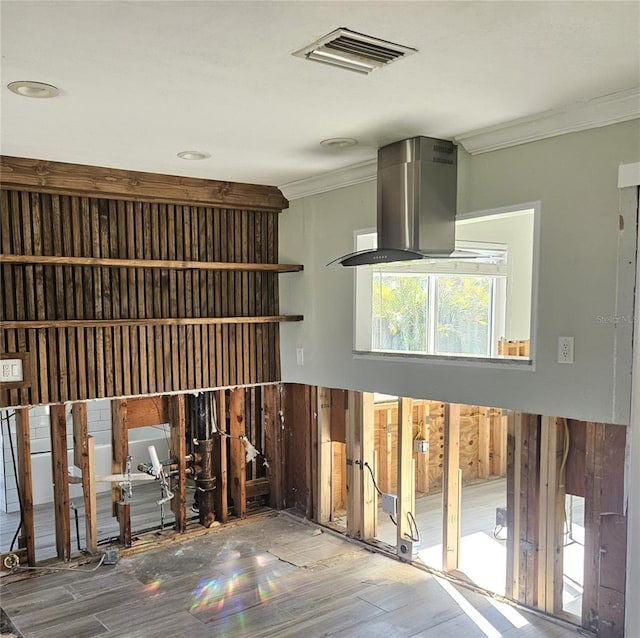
top-left (279, 120), bottom-right (639, 425)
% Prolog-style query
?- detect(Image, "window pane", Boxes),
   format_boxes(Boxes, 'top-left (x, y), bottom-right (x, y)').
top-left (372, 273), bottom-right (427, 353)
top-left (435, 276), bottom-right (491, 356)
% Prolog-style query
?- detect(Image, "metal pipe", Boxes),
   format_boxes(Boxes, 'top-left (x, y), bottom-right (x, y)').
top-left (195, 438), bottom-right (216, 528)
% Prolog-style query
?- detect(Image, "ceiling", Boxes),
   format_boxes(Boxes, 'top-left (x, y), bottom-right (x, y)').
top-left (1, 1), bottom-right (639, 192)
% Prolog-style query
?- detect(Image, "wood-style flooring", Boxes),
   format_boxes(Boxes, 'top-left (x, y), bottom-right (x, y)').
top-left (1, 512), bottom-right (585, 638)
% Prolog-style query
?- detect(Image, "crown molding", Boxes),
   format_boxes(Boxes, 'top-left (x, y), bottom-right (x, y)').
top-left (279, 158), bottom-right (376, 201)
top-left (281, 88), bottom-right (640, 200)
top-left (455, 88), bottom-right (640, 155)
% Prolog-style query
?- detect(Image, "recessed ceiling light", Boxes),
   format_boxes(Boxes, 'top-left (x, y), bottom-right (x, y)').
top-left (177, 151), bottom-right (210, 160)
top-left (7, 81), bottom-right (59, 98)
top-left (320, 138), bottom-right (358, 149)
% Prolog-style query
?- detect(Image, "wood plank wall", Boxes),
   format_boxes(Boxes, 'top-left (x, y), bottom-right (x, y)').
top-left (373, 400), bottom-right (507, 496)
top-left (0, 158), bottom-right (300, 408)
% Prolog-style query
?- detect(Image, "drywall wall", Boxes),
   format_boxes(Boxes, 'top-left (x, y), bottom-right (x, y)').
top-left (279, 121), bottom-right (639, 424)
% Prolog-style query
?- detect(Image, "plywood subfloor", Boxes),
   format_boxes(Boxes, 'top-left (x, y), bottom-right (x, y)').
top-left (1, 512), bottom-right (582, 637)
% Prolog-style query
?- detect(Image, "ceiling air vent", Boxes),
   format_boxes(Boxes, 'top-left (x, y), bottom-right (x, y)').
top-left (293, 28), bottom-right (417, 74)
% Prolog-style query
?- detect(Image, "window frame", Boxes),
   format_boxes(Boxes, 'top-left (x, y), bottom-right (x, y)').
top-left (352, 202), bottom-right (540, 370)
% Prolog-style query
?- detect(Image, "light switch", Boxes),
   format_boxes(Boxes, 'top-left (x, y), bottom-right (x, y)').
top-left (1, 359), bottom-right (23, 382)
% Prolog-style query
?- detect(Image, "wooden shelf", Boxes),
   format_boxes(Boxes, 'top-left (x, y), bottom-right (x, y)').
top-left (0, 315), bottom-right (303, 329)
top-left (0, 254), bottom-right (303, 273)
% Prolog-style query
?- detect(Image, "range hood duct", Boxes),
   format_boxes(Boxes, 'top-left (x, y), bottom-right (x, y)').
top-left (332, 136), bottom-right (458, 266)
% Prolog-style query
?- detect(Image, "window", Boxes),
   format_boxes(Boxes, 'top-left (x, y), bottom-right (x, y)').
top-left (354, 207), bottom-right (535, 360)
top-left (359, 236), bottom-right (507, 357)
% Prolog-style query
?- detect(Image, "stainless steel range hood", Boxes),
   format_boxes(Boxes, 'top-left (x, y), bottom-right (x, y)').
top-left (331, 135), bottom-right (459, 266)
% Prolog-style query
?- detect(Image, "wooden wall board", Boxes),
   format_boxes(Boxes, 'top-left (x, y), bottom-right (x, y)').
top-left (262, 384), bottom-right (283, 510)
top-left (283, 384), bottom-right (313, 518)
top-left (123, 396), bottom-right (169, 428)
top-left (330, 389), bottom-right (346, 443)
top-left (0, 155), bottom-right (288, 212)
top-left (332, 442), bottom-right (347, 513)
top-left (1, 182), bottom-right (299, 408)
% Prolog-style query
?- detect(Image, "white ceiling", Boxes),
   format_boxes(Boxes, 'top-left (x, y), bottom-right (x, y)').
top-left (1, 1), bottom-right (639, 191)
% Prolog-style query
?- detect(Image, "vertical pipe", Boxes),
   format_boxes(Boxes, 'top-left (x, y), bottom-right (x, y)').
top-left (196, 438), bottom-right (216, 528)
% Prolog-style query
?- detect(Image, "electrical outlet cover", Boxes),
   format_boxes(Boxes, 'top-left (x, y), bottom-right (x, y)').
top-left (382, 493), bottom-right (397, 516)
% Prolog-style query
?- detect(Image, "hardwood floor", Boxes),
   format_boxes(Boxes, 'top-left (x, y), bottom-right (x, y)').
top-left (1, 512), bottom-right (585, 637)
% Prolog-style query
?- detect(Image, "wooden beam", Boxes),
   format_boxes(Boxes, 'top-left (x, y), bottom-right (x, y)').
top-left (346, 391), bottom-right (363, 538)
top-left (212, 390), bottom-right (228, 523)
top-left (0, 253), bottom-right (303, 273)
top-left (49, 404), bottom-right (70, 561)
top-left (361, 392), bottom-right (376, 540)
top-left (14, 408), bottom-right (35, 566)
top-left (506, 410), bottom-right (517, 599)
top-left (442, 403), bottom-right (461, 571)
top-left (72, 403), bottom-right (97, 554)
top-left (110, 399), bottom-right (129, 533)
top-left (168, 394), bottom-right (187, 532)
top-left (507, 412), bottom-right (540, 607)
top-left (317, 387), bottom-right (332, 524)
top-left (309, 386), bottom-right (317, 520)
top-left (0, 315), bottom-right (304, 330)
top-left (397, 397), bottom-right (414, 558)
top-left (229, 387), bottom-right (247, 519)
top-left (0, 155), bottom-right (289, 211)
top-left (537, 416), bottom-right (564, 614)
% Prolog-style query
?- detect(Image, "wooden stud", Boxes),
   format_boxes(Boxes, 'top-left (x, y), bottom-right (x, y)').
top-left (537, 416), bottom-right (564, 614)
top-left (317, 387), bottom-right (332, 524)
top-left (49, 404), bottom-right (71, 561)
top-left (229, 387), bottom-right (247, 519)
top-left (506, 410), bottom-right (517, 600)
top-left (212, 390), bottom-right (228, 523)
top-left (346, 391), bottom-right (363, 538)
top-left (442, 403), bottom-right (461, 571)
top-left (396, 397), bottom-right (414, 557)
top-left (110, 400), bottom-right (128, 519)
top-left (168, 394), bottom-right (187, 532)
top-left (361, 392), bottom-right (376, 540)
top-left (72, 402), bottom-right (97, 554)
top-left (15, 408), bottom-right (35, 566)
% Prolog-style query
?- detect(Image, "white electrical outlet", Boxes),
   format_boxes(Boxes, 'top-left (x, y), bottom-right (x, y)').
top-left (296, 348), bottom-right (304, 366)
top-left (557, 337), bottom-right (574, 364)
